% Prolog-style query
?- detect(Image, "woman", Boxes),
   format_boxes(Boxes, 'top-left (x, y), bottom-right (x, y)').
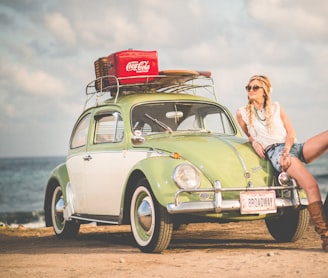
top-left (236, 75), bottom-right (328, 252)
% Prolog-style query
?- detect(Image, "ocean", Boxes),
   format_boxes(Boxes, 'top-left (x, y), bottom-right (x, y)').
top-left (0, 156), bottom-right (66, 227)
top-left (0, 154), bottom-right (327, 227)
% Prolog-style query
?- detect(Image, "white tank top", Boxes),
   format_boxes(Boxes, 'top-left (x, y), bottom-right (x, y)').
top-left (238, 102), bottom-right (288, 148)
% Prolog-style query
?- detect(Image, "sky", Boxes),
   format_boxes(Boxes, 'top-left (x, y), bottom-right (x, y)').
top-left (0, 0), bottom-right (327, 157)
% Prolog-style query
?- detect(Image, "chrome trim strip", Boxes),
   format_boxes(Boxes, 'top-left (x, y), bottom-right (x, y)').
top-left (70, 215), bottom-right (119, 225)
top-left (220, 137), bottom-right (251, 180)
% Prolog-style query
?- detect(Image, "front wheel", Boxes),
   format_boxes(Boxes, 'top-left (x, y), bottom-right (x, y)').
top-left (130, 179), bottom-right (173, 253)
top-left (265, 208), bottom-right (309, 242)
top-left (51, 185), bottom-right (80, 238)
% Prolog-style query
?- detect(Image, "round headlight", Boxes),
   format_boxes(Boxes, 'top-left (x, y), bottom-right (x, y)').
top-left (173, 164), bottom-right (201, 189)
top-left (278, 171), bottom-right (292, 186)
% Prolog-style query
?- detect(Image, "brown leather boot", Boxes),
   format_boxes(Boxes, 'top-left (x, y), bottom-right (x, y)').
top-left (324, 193), bottom-right (328, 217)
top-left (307, 201), bottom-right (328, 252)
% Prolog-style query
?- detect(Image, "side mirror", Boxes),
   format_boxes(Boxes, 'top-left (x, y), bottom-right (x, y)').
top-left (131, 130), bottom-right (145, 145)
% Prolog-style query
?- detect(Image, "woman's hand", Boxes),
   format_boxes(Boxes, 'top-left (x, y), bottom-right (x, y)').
top-left (252, 141), bottom-right (265, 159)
top-left (280, 148), bottom-right (291, 171)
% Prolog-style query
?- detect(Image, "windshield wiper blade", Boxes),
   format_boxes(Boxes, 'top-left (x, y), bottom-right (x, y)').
top-left (145, 113), bottom-right (172, 132)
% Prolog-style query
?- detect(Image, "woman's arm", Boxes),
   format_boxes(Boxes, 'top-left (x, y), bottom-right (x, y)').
top-left (279, 105), bottom-right (296, 170)
top-left (236, 109), bottom-right (251, 139)
top-left (236, 109), bottom-right (265, 159)
top-left (280, 106), bottom-right (296, 153)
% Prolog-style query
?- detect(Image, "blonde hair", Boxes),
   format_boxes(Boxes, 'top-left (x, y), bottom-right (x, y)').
top-left (246, 75), bottom-right (273, 133)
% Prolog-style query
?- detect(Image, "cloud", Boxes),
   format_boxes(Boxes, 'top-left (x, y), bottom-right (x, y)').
top-left (1, 62), bottom-right (66, 97)
top-left (0, 0), bottom-right (327, 157)
top-left (248, 0), bottom-right (328, 41)
top-left (1, 103), bottom-right (16, 118)
top-left (43, 12), bottom-right (77, 47)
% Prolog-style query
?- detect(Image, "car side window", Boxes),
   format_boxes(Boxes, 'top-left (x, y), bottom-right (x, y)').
top-left (70, 114), bottom-right (91, 149)
top-left (94, 112), bottom-right (124, 144)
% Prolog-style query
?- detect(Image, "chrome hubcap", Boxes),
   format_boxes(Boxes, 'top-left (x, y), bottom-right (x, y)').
top-left (137, 197), bottom-right (152, 232)
top-left (55, 195), bottom-right (65, 222)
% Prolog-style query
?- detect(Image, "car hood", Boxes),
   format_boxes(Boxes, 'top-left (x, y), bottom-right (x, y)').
top-left (143, 133), bottom-right (271, 188)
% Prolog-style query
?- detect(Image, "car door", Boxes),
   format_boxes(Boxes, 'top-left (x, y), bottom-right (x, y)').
top-left (66, 113), bottom-right (92, 214)
top-left (83, 110), bottom-right (146, 218)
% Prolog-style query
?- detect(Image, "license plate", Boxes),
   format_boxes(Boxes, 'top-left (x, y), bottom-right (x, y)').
top-left (240, 191), bottom-right (277, 214)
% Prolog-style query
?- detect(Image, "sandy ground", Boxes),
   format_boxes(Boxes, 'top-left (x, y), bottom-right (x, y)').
top-left (0, 220), bottom-right (327, 278)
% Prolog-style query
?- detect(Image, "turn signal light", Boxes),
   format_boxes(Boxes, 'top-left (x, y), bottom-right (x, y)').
top-left (170, 152), bottom-right (181, 159)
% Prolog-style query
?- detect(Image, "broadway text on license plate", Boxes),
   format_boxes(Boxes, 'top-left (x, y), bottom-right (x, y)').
top-left (240, 191), bottom-right (277, 214)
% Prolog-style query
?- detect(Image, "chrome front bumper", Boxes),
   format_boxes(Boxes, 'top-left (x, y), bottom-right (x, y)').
top-left (167, 180), bottom-right (308, 214)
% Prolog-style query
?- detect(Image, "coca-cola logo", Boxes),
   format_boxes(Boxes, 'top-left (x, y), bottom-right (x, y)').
top-left (126, 61), bottom-right (150, 73)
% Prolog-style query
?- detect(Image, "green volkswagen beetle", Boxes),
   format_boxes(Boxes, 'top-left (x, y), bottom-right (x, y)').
top-left (44, 69), bottom-right (309, 253)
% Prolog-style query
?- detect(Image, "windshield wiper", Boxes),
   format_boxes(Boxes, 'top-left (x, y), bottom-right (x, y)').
top-left (145, 113), bottom-right (172, 132)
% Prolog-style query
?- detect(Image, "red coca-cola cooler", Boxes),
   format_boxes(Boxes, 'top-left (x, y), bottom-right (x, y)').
top-left (95, 50), bottom-right (158, 90)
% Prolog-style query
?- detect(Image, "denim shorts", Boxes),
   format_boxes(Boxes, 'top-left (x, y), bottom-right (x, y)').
top-left (265, 143), bottom-right (306, 172)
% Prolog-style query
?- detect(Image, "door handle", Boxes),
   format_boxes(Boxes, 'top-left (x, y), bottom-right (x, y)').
top-left (83, 154), bottom-right (92, 161)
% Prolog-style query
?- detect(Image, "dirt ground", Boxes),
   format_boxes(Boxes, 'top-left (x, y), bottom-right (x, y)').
top-left (0, 220), bottom-right (327, 278)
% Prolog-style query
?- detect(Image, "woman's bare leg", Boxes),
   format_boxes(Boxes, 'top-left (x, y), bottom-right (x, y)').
top-left (287, 156), bottom-right (328, 252)
top-left (303, 130), bottom-right (328, 163)
top-left (286, 157), bottom-right (321, 203)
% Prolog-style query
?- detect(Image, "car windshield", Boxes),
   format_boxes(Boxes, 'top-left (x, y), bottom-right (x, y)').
top-left (131, 101), bottom-right (235, 136)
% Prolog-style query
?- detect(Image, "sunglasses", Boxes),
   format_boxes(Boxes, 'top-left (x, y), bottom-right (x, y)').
top-left (245, 85), bottom-right (263, 92)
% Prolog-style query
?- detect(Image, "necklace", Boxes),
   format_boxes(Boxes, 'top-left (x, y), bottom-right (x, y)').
top-left (254, 107), bottom-right (266, 121)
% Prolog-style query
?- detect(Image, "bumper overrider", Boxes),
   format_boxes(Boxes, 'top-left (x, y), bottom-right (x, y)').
top-left (167, 179), bottom-right (308, 214)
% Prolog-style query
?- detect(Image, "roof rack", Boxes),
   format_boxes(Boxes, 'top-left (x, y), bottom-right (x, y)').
top-left (84, 70), bottom-right (216, 110)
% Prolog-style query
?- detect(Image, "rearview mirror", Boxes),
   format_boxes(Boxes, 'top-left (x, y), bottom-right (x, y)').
top-left (166, 111), bottom-right (183, 119)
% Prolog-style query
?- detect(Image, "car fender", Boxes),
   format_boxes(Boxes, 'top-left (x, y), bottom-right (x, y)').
top-left (125, 155), bottom-right (211, 208)
top-left (44, 163), bottom-right (69, 226)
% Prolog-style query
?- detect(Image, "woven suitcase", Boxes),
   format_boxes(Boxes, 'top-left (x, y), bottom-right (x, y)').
top-left (94, 57), bottom-right (110, 91)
